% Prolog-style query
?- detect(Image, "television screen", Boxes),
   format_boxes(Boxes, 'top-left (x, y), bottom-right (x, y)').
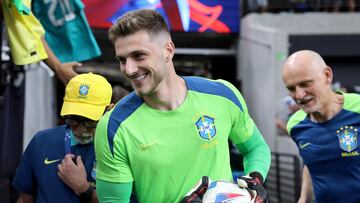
top-left (82, 0), bottom-right (240, 34)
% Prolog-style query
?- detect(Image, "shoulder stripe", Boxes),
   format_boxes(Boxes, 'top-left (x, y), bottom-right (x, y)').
top-left (184, 76), bottom-right (243, 111)
top-left (107, 92), bottom-right (143, 156)
top-left (343, 93), bottom-right (360, 113)
top-left (287, 110), bottom-right (307, 136)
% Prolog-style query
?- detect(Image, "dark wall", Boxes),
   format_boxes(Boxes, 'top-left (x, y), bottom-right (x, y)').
top-left (289, 34), bottom-right (360, 88)
top-left (289, 34), bottom-right (360, 57)
top-left (329, 58), bottom-right (360, 87)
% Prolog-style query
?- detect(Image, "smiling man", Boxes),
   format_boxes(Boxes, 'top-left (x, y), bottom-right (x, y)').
top-left (282, 50), bottom-right (360, 203)
top-left (12, 73), bottom-right (112, 203)
top-left (95, 9), bottom-right (271, 203)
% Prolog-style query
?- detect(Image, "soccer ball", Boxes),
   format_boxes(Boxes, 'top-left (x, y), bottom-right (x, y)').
top-left (202, 180), bottom-right (253, 203)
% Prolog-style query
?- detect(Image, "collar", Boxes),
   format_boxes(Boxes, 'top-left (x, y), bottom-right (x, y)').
top-left (69, 130), bottom-right (78, 147)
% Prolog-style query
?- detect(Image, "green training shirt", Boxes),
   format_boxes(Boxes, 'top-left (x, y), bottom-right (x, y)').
top-left (95, 76), bottom-right (270, 203)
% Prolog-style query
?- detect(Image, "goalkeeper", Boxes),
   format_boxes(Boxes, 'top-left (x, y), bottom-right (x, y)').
top-left (95, 9), bottom-right (271, 203)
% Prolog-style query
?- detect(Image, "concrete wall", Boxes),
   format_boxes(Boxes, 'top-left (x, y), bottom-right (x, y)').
top-left (238, 12), bottom-right (360, 154)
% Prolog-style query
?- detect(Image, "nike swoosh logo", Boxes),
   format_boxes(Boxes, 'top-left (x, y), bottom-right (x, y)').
top-left (300, 142), bottom-right (311, 149)
top-left (140, 140), bottom-right (158, 150)
top-left (44, 158), bottom-right (61, 165)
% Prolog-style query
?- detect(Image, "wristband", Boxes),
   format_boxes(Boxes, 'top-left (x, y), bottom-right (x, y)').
top-left (78, 185), bottom-right (95, 203)
top-left (249, 172), bottom-right (264, 185)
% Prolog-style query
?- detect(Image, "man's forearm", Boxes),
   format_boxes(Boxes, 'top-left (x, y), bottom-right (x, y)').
top-left (41, 37), bottom-right (62, 73)
top-left (298, 165), bottom-right (313, 203)
top-left (96, 179), bottom-right (132, 203)
top-left (40, 37), bottom-right (80, 84)
top-left (235, 126), bottom-right (271, 179)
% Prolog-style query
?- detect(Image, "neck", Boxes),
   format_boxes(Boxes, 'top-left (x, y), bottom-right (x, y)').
top-left (309, 92), bottom-right (344, 123)
top-left (143, 74), bottom-right (187, 111)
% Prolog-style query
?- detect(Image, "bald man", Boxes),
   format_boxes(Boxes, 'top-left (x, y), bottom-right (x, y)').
top-left (282, 50), bottom-right (360, 203)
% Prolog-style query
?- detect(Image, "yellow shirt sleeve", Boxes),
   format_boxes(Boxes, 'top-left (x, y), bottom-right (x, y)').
top-left (2, 0), bottom-right (47, 65)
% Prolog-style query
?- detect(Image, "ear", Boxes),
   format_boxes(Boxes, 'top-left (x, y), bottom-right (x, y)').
top-left (164, 41), bottom-right (175, 61)
top-left (106, 103), bottom-right (115, 112)
top-left (323, 66), bottom-right (333, 84)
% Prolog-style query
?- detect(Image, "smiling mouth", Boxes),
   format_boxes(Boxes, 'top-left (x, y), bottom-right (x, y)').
top-left (130, 73), bottom-right (149, 84)
top-left (298, 97), bottom-right (313, 106)
top-left (74, 133), bottom-right (93, 138)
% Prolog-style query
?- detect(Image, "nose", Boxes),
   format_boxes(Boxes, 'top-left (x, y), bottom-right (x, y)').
top-left (71, 123), bottom-right (87, 133)
top-left (121, 59), bottom-right (138, 76)
top-left (294, 87), bottom-right (306, 100)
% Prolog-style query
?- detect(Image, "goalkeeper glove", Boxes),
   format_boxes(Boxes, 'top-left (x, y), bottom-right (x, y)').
top-left (180, 176), bottom-right (210, 203)
top-left (237, 172), bottom-right (269, 203)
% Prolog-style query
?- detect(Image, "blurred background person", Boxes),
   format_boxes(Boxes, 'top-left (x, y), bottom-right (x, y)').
top-left (111, 85), bottom-right (129, 104)
top-left (276, 96), bottom-right (300, 135)
top-left (12, 73), bottom-right (112, 203)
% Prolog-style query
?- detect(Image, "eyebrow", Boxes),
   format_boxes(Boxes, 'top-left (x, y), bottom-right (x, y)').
top-left (131, 50), bottom-right (148, 56)
top-left (299, 79), bottom-right (313, 85)
top-left (116, 50), bottom-right (148, 58)
top-left (286, 79), bottom-right (313, 88)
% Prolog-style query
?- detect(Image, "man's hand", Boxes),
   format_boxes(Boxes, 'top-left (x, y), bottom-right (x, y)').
top-left (237, 172), bottom-right (269, 203)
top-left (57, 154), bottom-right (89, 195)
top-left (55, 62), bottom-right (81, 85)
top-left (41, 37), bottom-right (81, 85)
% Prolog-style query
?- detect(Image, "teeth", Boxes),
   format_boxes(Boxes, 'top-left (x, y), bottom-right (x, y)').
top-left (298, 96), bottom-right (313, 105)
top-left (133, 74), bottom-right (146, 81)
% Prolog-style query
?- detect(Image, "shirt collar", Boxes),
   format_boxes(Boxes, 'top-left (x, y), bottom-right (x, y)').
top-left (69, 130), bottom-right (78, 147)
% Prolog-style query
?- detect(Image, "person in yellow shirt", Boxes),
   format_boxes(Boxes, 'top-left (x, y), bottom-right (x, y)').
top-left (1, 0), bottom-right (80, 84)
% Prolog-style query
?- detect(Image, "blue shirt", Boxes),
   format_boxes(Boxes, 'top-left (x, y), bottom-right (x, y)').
top-left (12, 125), bottom-right (96, 203)
top-left (288, 93), bottom-right (360, 203)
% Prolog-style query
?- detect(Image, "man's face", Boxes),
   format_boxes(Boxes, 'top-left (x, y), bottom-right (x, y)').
top-left (282, 63), bottom-right (330, 114)
top-left (65, 116), bottom-right (97, 144)
top-left (114, 30), bottom-right (168, 97)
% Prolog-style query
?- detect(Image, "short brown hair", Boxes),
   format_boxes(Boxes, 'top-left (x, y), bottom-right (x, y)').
top-left (108, 9), bottom-right (169, 43)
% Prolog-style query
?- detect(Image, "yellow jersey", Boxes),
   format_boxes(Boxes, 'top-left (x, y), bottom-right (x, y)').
top-left (2, 0), bottom-right (47, 65)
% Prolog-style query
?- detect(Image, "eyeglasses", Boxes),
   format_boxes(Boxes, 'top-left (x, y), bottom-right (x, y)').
top-left (64, 116), bottom-right (98, 128)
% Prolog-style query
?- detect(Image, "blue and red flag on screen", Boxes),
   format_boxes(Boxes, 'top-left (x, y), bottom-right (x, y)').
top-left (82, 0), bottom-right (240, 33)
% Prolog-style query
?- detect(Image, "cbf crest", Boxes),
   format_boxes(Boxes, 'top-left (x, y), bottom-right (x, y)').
top-left (195, 115), bottom-right (216, 141)
top-left (337, 126), bottom-right (358, 152)
top-left (79, 84), bottom-right (89, 96)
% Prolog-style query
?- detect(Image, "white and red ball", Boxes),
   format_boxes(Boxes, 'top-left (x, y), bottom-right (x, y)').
top-left (202, 180), bottom-right (253, 203)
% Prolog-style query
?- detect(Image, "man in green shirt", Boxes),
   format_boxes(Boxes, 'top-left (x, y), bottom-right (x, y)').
top-left (95, 9), bottom-right (271, 203)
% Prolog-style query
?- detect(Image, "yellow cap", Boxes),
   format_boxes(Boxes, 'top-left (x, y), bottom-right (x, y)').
top-left (61, 73), bottom-right (112, 121)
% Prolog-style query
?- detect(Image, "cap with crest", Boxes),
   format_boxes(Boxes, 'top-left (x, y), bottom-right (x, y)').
top-left (60, 73), bottom-right (112, 121)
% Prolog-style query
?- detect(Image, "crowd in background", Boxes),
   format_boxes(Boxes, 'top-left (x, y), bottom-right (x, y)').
top-left (244, 0), bottom-right (359, 14)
